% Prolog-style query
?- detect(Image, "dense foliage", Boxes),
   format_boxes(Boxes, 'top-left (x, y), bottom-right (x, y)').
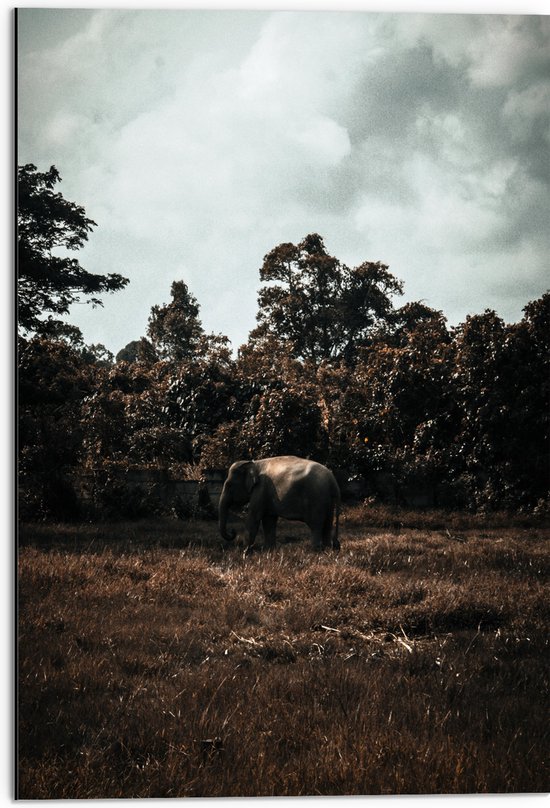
top-left (18, 164), bottom-right (128, 343)
top-left (17, 199), bottom-right (549, 519)
top-left (251, 233), bottom-right (403, 363)
top-left (146, 280), bottom-right (204, 361)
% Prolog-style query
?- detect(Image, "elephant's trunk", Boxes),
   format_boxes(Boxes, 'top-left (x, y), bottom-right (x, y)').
top-left (218, 487), bottom-right (236, 542)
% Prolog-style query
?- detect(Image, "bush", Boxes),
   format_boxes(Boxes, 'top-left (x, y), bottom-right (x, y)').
top-left (86, 472), bottom-right (165, 520)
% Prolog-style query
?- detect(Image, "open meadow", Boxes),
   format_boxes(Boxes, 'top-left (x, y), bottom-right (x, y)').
top-left (18, 509), bottom-right (549, 798)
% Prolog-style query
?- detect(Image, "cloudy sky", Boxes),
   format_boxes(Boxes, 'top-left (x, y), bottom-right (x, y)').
top-left (17, 6), bottom-right (550, 355)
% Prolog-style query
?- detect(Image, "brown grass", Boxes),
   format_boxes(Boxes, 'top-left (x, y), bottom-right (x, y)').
top-left (18, 513), bottom-right (550, 797)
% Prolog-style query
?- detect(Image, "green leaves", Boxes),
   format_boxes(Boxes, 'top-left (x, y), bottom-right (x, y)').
top-left (17, 164), bottom-right (129, 340)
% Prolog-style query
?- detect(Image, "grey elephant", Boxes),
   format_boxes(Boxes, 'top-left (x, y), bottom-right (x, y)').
top-left (218, 455), bottom-right (341, 553)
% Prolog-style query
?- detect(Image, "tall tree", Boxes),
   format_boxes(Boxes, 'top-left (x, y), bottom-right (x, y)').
top-left (17, 164), bottom-right (128, 341)
top-left (147, 280), bottom-right (205, 361)
top-left (250, 233), bottom-right (403, 363)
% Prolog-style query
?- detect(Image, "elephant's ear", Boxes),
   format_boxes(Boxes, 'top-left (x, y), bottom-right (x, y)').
top-left (245, 462), bottom-right (260, 494)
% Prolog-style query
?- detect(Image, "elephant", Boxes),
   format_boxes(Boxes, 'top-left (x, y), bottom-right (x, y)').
top-left (218, 455), bottom-right (341, 553)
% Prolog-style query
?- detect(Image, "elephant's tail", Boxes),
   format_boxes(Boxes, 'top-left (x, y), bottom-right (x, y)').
top-left (332, 503), bottom-right (340, 551)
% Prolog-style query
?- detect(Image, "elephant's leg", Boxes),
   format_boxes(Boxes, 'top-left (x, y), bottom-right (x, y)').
top-left (322, 513), bottom-right (333, 548)
top-left (310, 511), bottom-right (337, 552)
top-left (262, 515), bottom-right (278, 549)
top-left (309, 520), bottom-right (324, 551)
top-left (321, 509), bottom-right (340, 549)
top-left (243, 513), bottom-right (261, 556)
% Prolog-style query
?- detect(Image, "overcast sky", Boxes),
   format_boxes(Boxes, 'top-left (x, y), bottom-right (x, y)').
top-left (17, 7), bottom-right (550, 355)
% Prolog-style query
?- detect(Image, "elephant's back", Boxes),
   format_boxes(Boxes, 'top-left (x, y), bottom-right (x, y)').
top-left (260, 455), bottom-right (325, 480)
top-left (260, 456), bottom-right (340, 500)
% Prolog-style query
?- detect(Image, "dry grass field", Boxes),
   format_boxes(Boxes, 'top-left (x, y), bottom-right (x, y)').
top-left (18, 508), bottom-right (549, 798)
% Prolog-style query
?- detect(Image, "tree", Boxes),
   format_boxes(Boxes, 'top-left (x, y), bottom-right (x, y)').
top-left (80, 343), bottom-right (114, 367)
top-left (327, 318), bottom-right (456, 479)
top-left (201, 343), bottom-right (327, 470)
top-left (379, 301), bottom-right (448, 348)
top-left (161, 350), bottom-right (237, 462)
top-left (19, 337), bottom-right (94, 518)
top-left (449, 298), bottom-right (549, 509)
top-left (147, 280), bottom-right (205, 361)
top-left (250, 233), bottom-right (403, 363)
top-left (115, 338), bottom-right (158, 364)
top-left (17, 164), bottom-right (129, 341)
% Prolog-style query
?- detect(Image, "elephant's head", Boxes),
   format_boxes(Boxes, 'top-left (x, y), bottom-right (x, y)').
top-left (218, 461), bottom-right (259, 542)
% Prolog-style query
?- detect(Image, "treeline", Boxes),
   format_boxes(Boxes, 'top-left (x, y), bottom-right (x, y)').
top-left (17, 166), bottom-right (550, 519)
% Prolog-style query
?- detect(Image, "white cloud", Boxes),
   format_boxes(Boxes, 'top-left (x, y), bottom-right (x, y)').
top-left (467, 159), bottom-right (518, 199)
top-left (293, 117), bottom-right (351, 166)
top-left (503, 81), bottom-right (550, 141)
top-left (415, 111), bottom-right (472, 167)
top-left (238, 11), bottom-right (369, 109)
top-left (17, 9), bottom-right (550, 353)
top-left (354, 150), bottom-right (506, 258)
top-left (466, 16), bottom-right (549, 87)
top-left (44, 111), bottom-right (88, 147)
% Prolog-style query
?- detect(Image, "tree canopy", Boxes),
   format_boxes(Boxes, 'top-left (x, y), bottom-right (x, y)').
top-left (147, 280), bottom-right (205, 361)
top-left (250, 233), bottom-right (403, 363)
top-left (17, 164), bottom-right (129, 342)
top-left (146, 280), bottom-right (232, 366)
top-left (16, 194), bottom-right (549, 519)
